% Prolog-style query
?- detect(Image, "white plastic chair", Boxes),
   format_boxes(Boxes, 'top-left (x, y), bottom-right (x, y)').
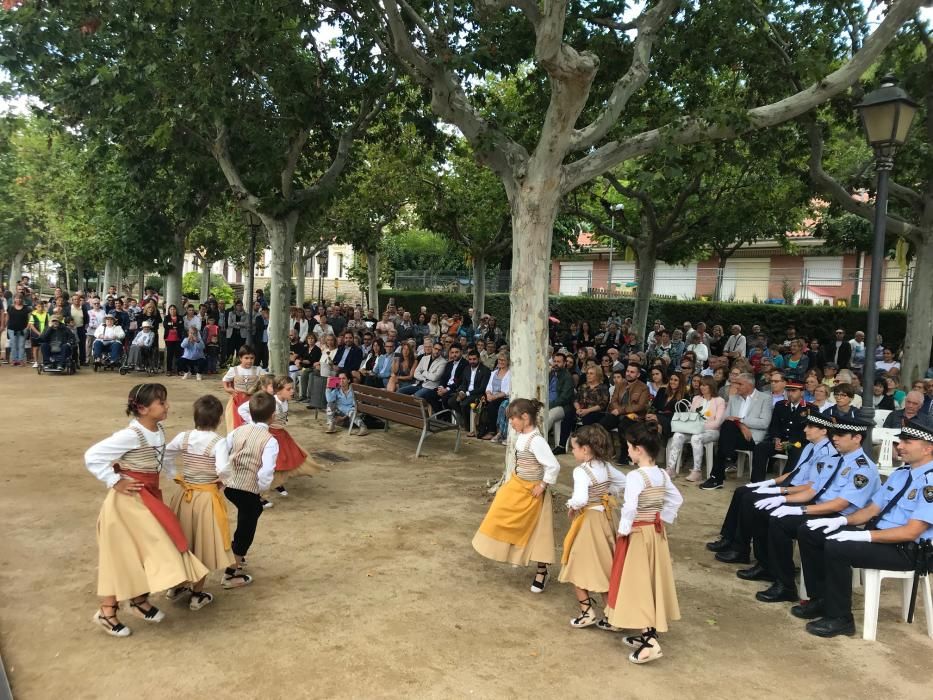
top-left (862, 568), bottom-right (933, 641)
top-left (734, 450), bottom-right (752, 479)
top-left (799, 563), bottom-right (861, 601)
top-left (872, 409), bottom-right (892, 429)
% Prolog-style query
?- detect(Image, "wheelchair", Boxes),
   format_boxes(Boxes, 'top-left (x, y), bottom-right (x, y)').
top-left (119, 343), bottom-right (162, 376)
top-left (92, 340), bottom-right (124, 372)
top-left (37, 342), bottom-right (79, 376)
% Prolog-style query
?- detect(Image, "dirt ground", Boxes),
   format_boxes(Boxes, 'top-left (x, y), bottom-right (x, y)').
top-left (0, 368), bottom-right (931, 700)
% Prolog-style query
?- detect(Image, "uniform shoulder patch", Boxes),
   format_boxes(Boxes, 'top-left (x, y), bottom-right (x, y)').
top-left (856, 456), bottom-right (869, 466)
top-left (925, 485), bottom-right (933, 504)
top-left (854, 474), bottom-right (869, 489)
top-left (840, 467), bottom-right (851, 477)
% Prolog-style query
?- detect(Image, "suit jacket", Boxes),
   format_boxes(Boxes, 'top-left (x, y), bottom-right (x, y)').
top-left (829, 339), bottom-right (852, 369)
top-left (334, 345), bottom-right (363, 373)
top-left (414, 354), bottom-right (448, 389)
top-left (458, 364), bottom-right (492, 398)
top-left (439, 357), bottom-right (468, 391)
top-left (726, 390), bottom-right (774, 443)
top-left (608, 379), bottom-right (650, 418)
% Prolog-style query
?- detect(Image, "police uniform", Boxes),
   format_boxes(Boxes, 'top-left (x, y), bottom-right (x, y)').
top-left (750, 385), bottom-right (812, 481)
top-left (756, 419), bottom-right (880, 602)
top-left (796, 420), bottom-right (933, 637)
top-left (710, 414), bottom-right (836, 566)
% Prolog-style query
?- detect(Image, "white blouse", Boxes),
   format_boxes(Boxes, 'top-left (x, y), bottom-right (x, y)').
top-left (237, 395), bottom-right (285, 424)
top-left (164, 429), bottom-right (230, 481)
top-left (566, 460), bottom-right (626, 512)
top-left (514, 430), bottom-right (560, 485)
top-left (84, 420), bottom-right (164, 489)
top-left (222, 365), bottom-right (264, 383)
top-left (618, 466), bottom-right (683, 536)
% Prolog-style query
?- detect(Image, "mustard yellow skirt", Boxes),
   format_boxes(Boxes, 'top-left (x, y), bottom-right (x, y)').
top-left (472, 477), bottom-right (555, 566)
top-left (168, 487), bottom-right (235, 572)
top-left (558, 508), bottom-right (616, 592)
top-left (604, 525), bottom-right (680, 632)
top-left (97, 490), bottom-right (209, 600)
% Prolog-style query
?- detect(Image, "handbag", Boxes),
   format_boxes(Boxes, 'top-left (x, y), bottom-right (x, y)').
top-left (671, 399), bottom-right (704, 435)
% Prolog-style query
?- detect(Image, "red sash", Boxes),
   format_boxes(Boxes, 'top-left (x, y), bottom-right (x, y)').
top-left (607, 513), bottom-right (663, 608)
top-left (119, 468), bottom-right (189, 553)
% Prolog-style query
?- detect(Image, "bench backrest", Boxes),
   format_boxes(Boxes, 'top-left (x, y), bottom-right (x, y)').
top-left (353, 383), bottom-right (426, 426)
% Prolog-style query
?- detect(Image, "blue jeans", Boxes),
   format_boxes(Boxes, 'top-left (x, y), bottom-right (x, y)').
top-left (398, 384), bottom-right (421, 396)
top-left (8, 330), bottom-right (26, 363)
top-left (93, 339), bottom-right (123, 362)
top-left (496, 399), bottom-right (510, 437)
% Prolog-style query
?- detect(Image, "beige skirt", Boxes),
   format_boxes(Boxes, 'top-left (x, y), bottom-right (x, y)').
top-left (604, 525), bottom-right (680, 632)
top-left (168, 488), bottom-right (235, 572)
top-left (97, 490), bottom-right (209, 600)
top-left (558, 508), bottom-right (616, 592)
top-left (472, 489), bottom-right (555, 566)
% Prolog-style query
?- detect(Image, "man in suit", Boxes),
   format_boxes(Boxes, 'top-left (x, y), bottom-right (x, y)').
top-left (701, 372), bottom-right (774, 490)
top-left (433, 346), bottom-right (467, 412)
top-left (400, 341), bottom-right (448, 402)
top-left (225, 300), bottom-right (249, 362)
top-left (334, 330), bottom-right (363, 375)
top-left (448, 348), bottom-right (491, 428)
top-left (828, 328), bottom-right (852, 369)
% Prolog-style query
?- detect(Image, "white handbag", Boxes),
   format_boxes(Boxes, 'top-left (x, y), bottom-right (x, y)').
top-left (671, 399), bottom-right (704, 435)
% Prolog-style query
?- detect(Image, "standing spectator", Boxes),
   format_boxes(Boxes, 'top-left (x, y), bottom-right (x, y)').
top-left (290, 307), bottom-right (308, 342)
top-left (182, 304), bottom-right (202, 335)
top-left (163, 304), bottom-right (185, 375)
top-left (828, 329), bottom-right (851, 369)
top-left (848, 330), bottom-right (866, 375)
top-left (723, 325), bottom-right (747, 362)
top-left (483, 317), bottom-right (504, 348)
top-left (226, 301), bottom-right (249, 364)
top-left (708, 325), bottom-right (726, 358)
top-left (68, 293), bottom-right (89, 365)
top-left (203, 316), bottom-right (222, 374)
top-left (577, 321), bottom-right (596, 348)
top-left (139, 300), bottom-right (162, 365)
top-left (806, 338), bottom-right (826, 373)
top-left (26, 299), bottom-right (50, 368)
top-left (0, 289), bottom-right (7, 364)
top-left (5, 294), bottom-right (30, 366)
top-left (667, 376), bottom-right (726, 481)
top-left (783, 339), bottom-right (810, 381)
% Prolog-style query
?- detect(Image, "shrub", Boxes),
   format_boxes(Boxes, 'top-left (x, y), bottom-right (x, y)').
top-left (144, 275), bottom-right (164, 294)
top-left (182, 271), bottom-right (235, 305)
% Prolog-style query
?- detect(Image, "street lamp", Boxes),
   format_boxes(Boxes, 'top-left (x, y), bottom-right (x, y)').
top-left (316, 248), bottom-right (328, 307)
top-left (243, 211), bottom-right (262, 345)
top-left (607, 203), bottom-right (624, 296)
top-left (854, 76), bottom-right (917, 427)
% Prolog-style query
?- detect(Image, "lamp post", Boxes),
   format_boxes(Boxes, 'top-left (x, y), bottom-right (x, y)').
top-left (854, 76), bottom-right (917, 429)
top-left (243, 211), bottom-right (262, 345)
top-left (316, 248), bottom-right (328, 307)
top-left (607, 203), bottom-right (624, 296)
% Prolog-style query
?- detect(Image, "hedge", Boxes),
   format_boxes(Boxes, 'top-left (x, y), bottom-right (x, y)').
top-left (379, 290), bottom-right (907, 348)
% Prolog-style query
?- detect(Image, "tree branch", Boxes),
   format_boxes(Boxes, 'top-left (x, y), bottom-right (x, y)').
top-left (561, 0), bottom-right (925, 193)
top-left (282, 128), bottom-right (310, 201)
top-left (570, 0), bottom-right (681, 152)
top-left (210, 121), bottom-right (260, 210)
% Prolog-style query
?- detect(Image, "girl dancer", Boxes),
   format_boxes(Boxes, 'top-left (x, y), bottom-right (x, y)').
top-left (559, 425), bottom-right (625, 627)
top-left (267, 376), bottom-right (321, 498)
top-left (472, 399), bottom-right (560, 592)
top-left (223, 345), bottom-right (263, 432)
top-left (84, 383), bottom-right (208, 637)
top-left (164, 395), bottom-right (235, 609)
top-left (604, 423), bottom-right (683, 664)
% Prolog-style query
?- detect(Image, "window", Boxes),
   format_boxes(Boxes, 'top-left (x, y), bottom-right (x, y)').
top-left (804, 256), bottom-right (843, 287)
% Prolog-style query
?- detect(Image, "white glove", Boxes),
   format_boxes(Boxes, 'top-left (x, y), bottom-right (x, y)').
top-left (746, 479), bottom-right (775, 489)
top-left (827, 530), bottom-right (871, 543)
top-left (754, 486), bottom-right (783, 495)
top-left (755, 496), bottom-right (786, 511)
top-left (771, 505), bottom-right (803, 518)
top-left (806, 516), bottom-right (848, 534)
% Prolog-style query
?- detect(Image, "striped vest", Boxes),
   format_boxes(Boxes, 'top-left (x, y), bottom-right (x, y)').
top-left (581, 463), bottom-right (610, 506)
top-left (226, 424), bottom-right (272, 493)
top-left (270, 400), bottom-right (288, 430)
top-left (515, 431), bottom-right (544, 481)
top-left (180, 432), bottom-right (223, 484)
top-left (635, 468), bottom-right (667, 521)
top-left (119, 424), bottom-right (165, 473)
top-left (231, 366), bottom-right (257, 393)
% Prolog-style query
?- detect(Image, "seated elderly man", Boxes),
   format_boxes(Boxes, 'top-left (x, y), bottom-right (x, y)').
top-left (325, 371), bottom-right (369, 436)
top-left (38, 314), bottom-right (73, 370)
top-left (883, 390), bottom-right (932, 429)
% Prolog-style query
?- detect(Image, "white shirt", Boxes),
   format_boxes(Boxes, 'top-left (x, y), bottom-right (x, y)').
top-left (164, 429), bottom-right (231, 481)
top-left (225, 422), bottom-right (279, 492)
top-left (618, 466), bottom-right (683, 535)
top-left (737, 394), bottom-right (752, 420)
top-left (133, 330), bottom-right (154, 347)
top-left (466, 365), bottom-right (481, 393)
top-left (94, 324), bottom-right (125, 342)
top-left (222, 365), bottom-right (264, 383)
top-left (514, 431), bottom-right (561, 484)
top-left (566, 460), bottom-right (625, 512)
top-left (84, 420), bottom-right (164, 489)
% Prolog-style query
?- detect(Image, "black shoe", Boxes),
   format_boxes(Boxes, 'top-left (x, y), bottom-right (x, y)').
top-left (699, 478), bottom-right (723, 490)
top-left (552, 446), bottom-right (566, 455)
top-left (755, 582), bottom-right (798, 603)
top-left (791, 599), bottom-right (825, 620)
top-left (737, 563), bottom-right (774, 581)
top-left (706, 537), bottom-right (733, 553)
top-left (806, 616), bottom-right (856, 638)
top-left (716, 550), bottom-right (752, 565)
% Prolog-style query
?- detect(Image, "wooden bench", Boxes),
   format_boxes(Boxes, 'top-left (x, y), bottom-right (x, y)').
top-left (348, 383), bottom-right (462, 458)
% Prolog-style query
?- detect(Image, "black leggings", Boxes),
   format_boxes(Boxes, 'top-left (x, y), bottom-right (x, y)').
top-left (223, 487), bottom-right (264, 557)
top-left (165, 340), bottom-right (181, 373)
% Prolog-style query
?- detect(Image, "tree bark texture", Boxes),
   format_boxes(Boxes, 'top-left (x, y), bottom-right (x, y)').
top-left (901, 230), bottom-right (933, 384)
top-left (472, 254), bottom-right (486, 323)
top-left (9, 250), bottom-right (25, 289)
top-left (264, 213), bottom-right (298, 375)
top-left (631, 236), bottom-right (657, 348)
top-left (200, 258), bottom-right (212, 303)
top-left (102, 259), bottom-right (113, 298)
top-left (163, 232), bottom-right (186, 313)
top-left (366, 250), bottom-right (380, 314)
top-left (295, 247), bottom-right (306, 307)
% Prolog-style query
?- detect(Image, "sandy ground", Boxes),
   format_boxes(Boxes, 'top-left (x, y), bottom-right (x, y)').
top-left (0, 366), bottom-right (931, 699)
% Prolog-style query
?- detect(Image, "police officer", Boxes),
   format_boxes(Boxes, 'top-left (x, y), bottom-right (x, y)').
top-left (749, 379), bottom-right (811, 481)
top-left (708, 414), bottom-right (836, 568)
top-left (751, 417), bottom-right (880, 602)
top-left (793, 419), bottom-right (933, 636)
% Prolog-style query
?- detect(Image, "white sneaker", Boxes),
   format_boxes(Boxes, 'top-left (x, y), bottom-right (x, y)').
top-left (261, 498), bottom-right (274, 509)
top-left (275, 486), bottom-right (289, 497)
top-left (182, 371), bottom-right (191, 380)
top-left (356, 425), bottom-right (370, 436)
top-left (31, 362), bottom-right (38, 368)
top-left (196, 373), bottom-right (202, 381)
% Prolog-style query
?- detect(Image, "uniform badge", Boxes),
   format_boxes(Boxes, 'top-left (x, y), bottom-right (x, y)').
top-left (840, 467), bottom-right (851, 477)
top-left (925, 486), bottom-right (933, 503)
top-left (816, 462), bottom-right (824, 472)
top-left (856, 456), bottom-right (868, 466)
top-left (801, 409), bottom-right (808, 417)
top-left (854, 474), bottom-right (869, 489)
top-left (907, 489), bottom-right (917, 500)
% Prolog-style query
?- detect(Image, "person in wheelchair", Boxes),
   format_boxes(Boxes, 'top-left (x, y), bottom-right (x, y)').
top-left (38, 315), bottom-right (73, 371)
top-left (125, 319), bottom-right (155, 370)
top-left (92, 313), bottom-right (126, 366)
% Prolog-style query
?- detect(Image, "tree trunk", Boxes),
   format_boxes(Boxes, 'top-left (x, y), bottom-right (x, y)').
top-left (295, 247), bottom-right (306, 307)
top-left (9, 249), bottom-right (25, 286)
top-left (102, 259), bottom-right (113, 297)
top-left (472, 254), bottom-right (486, 324)
top-left (631, 236), bottom-right (657, 348)
top-left (200, 258), bottom-right (212, 303)
top-left (75, 260), bottom-right (86, 294)
top-left (713, 259), bottom-right (727, 302)
top-left (138, 267), bottom-right (145, 298)
top-left (366, 250), bottom-right (380, 313)
top-left (901, 230), bottom-right (933, 384)
top-left (264, 213), bottom-right (298, 375)
top-left (163, 232), bottom-right (186, 313)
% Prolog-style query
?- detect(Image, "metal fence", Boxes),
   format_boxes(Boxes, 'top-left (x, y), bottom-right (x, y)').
top-left (393, 270), bottom-right (512, 294)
